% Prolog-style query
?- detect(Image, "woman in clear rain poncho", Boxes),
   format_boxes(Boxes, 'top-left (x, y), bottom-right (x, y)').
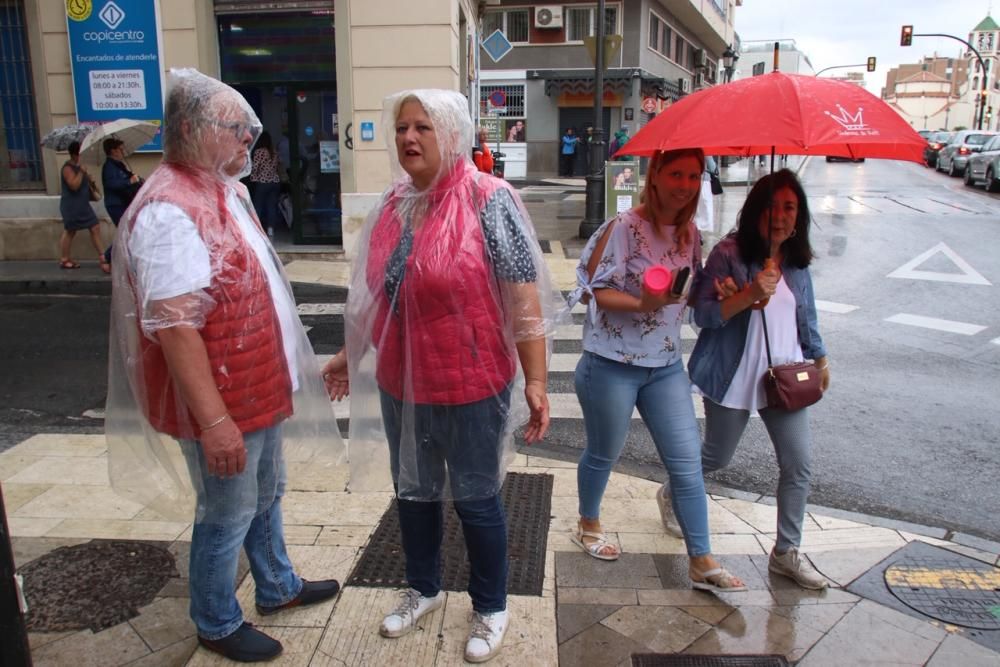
top-left (105, 69), bottom-right (344, 662)
top-left (322, 89), bottom-right (564, 663)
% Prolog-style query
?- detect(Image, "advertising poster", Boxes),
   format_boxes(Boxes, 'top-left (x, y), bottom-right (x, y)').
top-left (65, 0), bottom-right (165, 151)
top-left (605, 160), bottom-right (639, 219)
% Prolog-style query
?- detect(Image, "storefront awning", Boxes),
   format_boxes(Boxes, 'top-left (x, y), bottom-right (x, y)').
top-left (214, 0), bottom-right (333, 14)
top-left (527, 69), bottom-right (683, 102)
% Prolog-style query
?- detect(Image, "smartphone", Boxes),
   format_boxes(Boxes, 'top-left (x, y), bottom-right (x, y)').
top-left (670, 266), bottom-right (692, 297)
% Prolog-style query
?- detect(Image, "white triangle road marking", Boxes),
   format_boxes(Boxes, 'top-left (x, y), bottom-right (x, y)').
top-left (887, 242), bottom-right (991, 285)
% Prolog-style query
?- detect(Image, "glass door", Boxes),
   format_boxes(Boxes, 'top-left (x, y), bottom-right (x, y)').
top-left (288, 88), bottom-right (341, 244)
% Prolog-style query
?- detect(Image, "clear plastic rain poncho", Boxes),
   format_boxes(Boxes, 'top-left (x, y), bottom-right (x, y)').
top-left (106, 69), bottom-right (345, 525)
top-left (345, 89), bottom-right (567, 501)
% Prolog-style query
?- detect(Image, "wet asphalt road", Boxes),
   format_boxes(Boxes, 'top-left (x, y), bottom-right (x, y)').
top-left (1, 157), bottom-right (998, 539)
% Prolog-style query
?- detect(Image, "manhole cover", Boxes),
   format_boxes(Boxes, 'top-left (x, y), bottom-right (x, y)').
top-left (884, 556), bottom-right (1000, 630)
top-left (19, 540), bottom-right (177, 632)
top-left (347, 472), bottom-right (552, 596)
top-left (632, 656), bottom-right (789, 667)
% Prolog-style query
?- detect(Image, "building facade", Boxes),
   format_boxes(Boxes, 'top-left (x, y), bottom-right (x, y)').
top-left (478, 0), bottom-right (739, 179)
top-left (0, 0), bottom-right (480, 256)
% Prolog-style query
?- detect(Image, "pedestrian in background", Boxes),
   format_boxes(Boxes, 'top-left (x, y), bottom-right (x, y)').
top-left (679, 168), bottom-right (830, 590)
top-left (560, 127), bottom-right (580, 177)
top-left (567, 148), bottom-right (746, 593)
top-left (101, 137), bottom-right (144, 269)
top-left (107, 69), bottom-right (341, 662)
top-left (322, 88), bottom-right (563, 663)
top-left (58, 140), bottom-right (105, 271)
top-left (473, 127), bottom-right (495, 175)
top-left (250, 130), bottom-right (282, 238)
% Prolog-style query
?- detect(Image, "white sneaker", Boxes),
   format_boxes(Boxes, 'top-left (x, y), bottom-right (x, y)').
top-left (379, 588), bottom-right (445, 638)
top-left (655, 484), bottom-right (684, 538)
top-left (769, 547), bottom-right (828, 590)
top-left (464, 609), bottom-right (509, 663)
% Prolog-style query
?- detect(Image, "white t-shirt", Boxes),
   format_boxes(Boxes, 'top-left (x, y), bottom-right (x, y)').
top-left (719, 276), bottom-right (804, 411)
top-left (129, 188), bottom-right (300, 390)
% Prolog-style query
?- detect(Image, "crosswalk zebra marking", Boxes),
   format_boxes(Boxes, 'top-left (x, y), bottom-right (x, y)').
top-left (815, 300), bottom-right (859, 314)
top-left (885, 313), bottom-right (987, 336)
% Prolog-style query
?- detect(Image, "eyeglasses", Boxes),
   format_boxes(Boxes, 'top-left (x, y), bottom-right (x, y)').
top-left (209, 119), bottom-right (261, 142)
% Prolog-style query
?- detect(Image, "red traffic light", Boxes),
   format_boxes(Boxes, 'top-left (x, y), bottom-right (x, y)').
top-left (901, 25), bottom-right (913, 47)
top-left (867, 57), bottom-right (877, 72)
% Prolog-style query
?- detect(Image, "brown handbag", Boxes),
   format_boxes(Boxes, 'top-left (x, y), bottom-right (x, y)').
top-left (760, 309), bottom-right (823, 411)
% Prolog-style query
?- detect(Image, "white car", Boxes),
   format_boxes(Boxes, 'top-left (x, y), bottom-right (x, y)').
top-left (964, 134), bottom-right (1000, 192)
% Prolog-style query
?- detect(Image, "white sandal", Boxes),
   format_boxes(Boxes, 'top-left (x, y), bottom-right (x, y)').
top-left (690, 566), bottom-right (747, 592)
top-left (571, 523), bottom-right (620, 561)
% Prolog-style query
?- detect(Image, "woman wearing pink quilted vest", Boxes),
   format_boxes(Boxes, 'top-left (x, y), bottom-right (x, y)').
top-left (322, 89), bottom-right (564, 663)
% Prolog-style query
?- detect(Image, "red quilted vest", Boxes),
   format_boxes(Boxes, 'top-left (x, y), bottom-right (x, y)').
top-left (367, 164), bottom-right (517, 404)
top-left (126, 163), bottom-right (293, 439)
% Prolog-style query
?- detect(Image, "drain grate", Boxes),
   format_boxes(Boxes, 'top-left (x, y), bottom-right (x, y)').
top-left (347, 472), bottom-right (553, 596)
top-left (632, 656), bottom-right (790, 667)
top-left (19, 540), bottom-right (178, 632)
top-left (884, 556), bottom-right (1000, 630)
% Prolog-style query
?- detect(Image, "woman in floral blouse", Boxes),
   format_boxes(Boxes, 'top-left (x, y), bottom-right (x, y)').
top-left (567, 148), bottom-right (746, 593)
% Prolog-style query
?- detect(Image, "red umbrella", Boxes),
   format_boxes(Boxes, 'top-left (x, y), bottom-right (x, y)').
top-left (619, 71), bottom-right (926, 163)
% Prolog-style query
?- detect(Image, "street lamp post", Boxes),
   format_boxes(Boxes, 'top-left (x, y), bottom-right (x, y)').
top-left (722, 44), bottom-right (738, 83)
top-left (579, 0), bottom-right (606, 239)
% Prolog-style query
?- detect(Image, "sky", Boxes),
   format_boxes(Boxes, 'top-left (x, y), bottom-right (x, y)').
top-left (732, 1), bottom-right (996, 92)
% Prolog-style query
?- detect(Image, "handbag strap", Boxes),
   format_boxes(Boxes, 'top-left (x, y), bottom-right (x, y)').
top-left (750, 264), bottom-right (775, 370)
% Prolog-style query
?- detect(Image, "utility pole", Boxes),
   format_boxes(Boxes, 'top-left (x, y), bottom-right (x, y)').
top-left (0, 484), bottom-right (32, 666)
top-left (579, 0), bottom-right (606, 239)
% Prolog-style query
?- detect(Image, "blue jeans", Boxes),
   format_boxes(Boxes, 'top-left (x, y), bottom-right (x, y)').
top-left (575, 352), bottom-right (711, 556)
top-left (380, 389), bottom-right (510, 613)
top-left (182, 425), bottom-right (302, 639)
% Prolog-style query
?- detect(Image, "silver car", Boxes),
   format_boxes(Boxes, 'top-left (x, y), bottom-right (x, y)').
top-left (964, 134), bottom-right (1000, 192)
top-left (937, 130), bottom-right (998, 177)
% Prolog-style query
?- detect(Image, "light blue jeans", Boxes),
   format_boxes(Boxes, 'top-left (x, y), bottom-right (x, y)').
top-left (182, 425), bottom-right (303, 640)
top-left (575, 352), bottom-right (711, 556)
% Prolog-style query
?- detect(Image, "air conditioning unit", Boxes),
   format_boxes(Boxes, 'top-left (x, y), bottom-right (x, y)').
top-left (680, 77), bottom-right (692, 94)
top-left (693, 49), bottom-right (705, 69)
top-left (694, 73), bottom-right (703, 88)
top-left (534, 6), bottom-right (563, 29)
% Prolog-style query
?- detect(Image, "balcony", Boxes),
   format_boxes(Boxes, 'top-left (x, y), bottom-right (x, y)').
top-left (657, 0), bottom-right (733, 53)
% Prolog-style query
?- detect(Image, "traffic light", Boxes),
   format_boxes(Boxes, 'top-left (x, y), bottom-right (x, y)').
top-left (867, 57), bottom-right (877, 72)
top-left (901, 25), bottom-right (913, 47)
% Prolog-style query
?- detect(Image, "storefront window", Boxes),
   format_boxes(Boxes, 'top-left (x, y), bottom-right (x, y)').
top-left (0, 0), bottom-right (43, 190)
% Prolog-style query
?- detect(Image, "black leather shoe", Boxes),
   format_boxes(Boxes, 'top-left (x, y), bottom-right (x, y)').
top-left (256, 578), bottom-right (341, 616)
top-left (198, 622), bottom-right (282, 662)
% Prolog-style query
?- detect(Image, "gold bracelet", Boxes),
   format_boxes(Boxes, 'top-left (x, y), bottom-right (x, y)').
top-left (200, 413), bottom-right (230, 432)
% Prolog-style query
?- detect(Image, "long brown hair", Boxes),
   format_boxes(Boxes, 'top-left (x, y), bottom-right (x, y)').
top-left (641, 148), bottom-right (705, 229)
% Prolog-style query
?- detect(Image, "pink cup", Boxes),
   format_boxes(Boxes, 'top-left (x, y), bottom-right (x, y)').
top-left (643, 266), bottom-right (672, 296)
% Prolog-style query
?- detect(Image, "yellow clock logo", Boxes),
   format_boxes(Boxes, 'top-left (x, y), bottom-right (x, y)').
top-left (66, 0), bottom-right (92, 22)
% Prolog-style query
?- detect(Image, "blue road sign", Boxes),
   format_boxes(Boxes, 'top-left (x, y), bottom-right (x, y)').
top-left (489, 90), bottom-right (506, 108)
top-left (481, 29), bottom-right (513, 64)
top-left (65, 0), bottom-right (164, 151)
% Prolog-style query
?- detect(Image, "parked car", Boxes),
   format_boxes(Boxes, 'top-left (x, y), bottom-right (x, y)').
top-left (963, 133), bottom-right (1000, 192)
top-left (937, 130), bottom-right (998, 177)
top-left (917, 129), bottom-right (934, 141)
top-left (825, 155), bottom-right (865, 163)
top-left (923, 131), bottom-right (954, 168)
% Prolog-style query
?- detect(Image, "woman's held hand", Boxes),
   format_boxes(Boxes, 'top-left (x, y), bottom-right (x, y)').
top-left (322, 350), bottom-right (350, 401)
top-left (522, 379), bottom-right (549, 444)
